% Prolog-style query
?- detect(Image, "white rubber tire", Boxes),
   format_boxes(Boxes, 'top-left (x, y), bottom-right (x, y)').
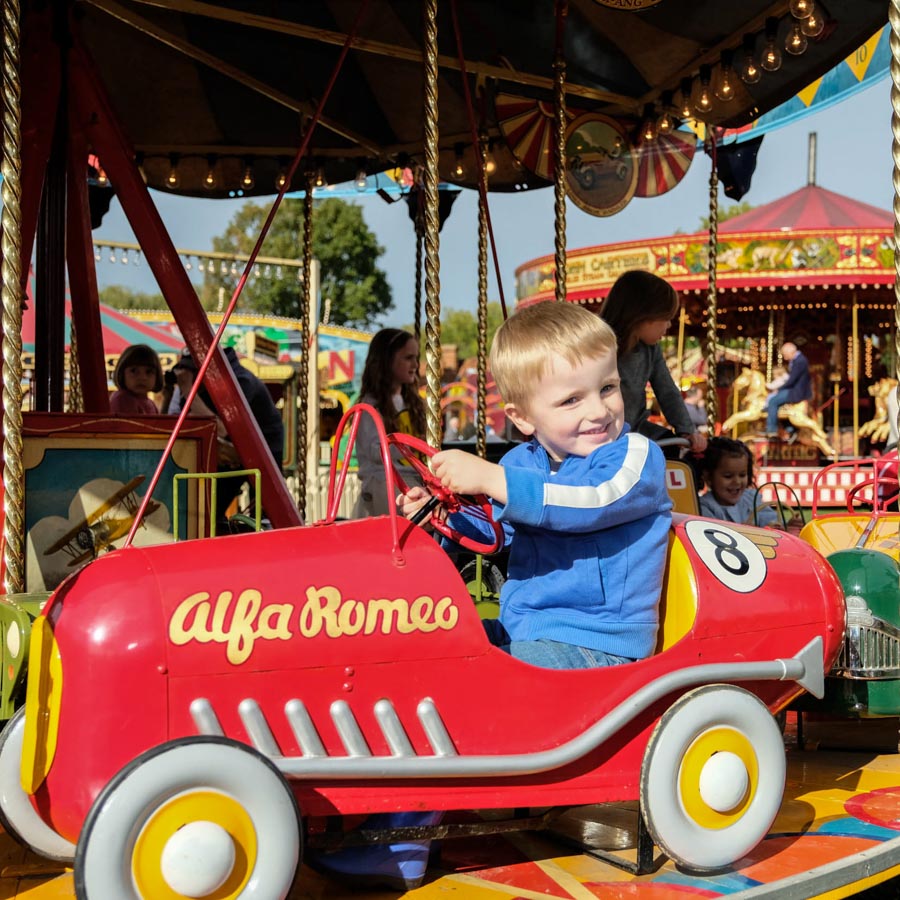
top-left (0, 707), bottom-right (76, 862)
top-left (640, 684), bottom-right (785, 872)
top-left (74, 737), bottom-right (300, 899)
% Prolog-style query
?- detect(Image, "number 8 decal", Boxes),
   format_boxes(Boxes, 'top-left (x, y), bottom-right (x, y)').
top-left (684, 520), bottom-right (767, 593)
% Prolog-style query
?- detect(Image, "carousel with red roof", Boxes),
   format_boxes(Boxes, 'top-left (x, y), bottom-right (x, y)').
top-left (516, 152), bottom-right (897, 505)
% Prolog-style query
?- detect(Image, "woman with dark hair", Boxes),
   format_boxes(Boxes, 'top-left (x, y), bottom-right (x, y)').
top-left (110, 344), bottom-right (163, 415)
top-left (353, 328), bottom-right (426, 517)
top-left (600, 270), bottom-right (706, 454)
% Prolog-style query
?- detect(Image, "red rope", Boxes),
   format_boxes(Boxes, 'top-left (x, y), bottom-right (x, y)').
top-left (126, 0), bottom-right (373, 544)
top-left (449, 0), bottom-right (508, 320)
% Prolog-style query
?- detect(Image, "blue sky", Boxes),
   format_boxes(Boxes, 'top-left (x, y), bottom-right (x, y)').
top-left (92, 76), bottom-right (894, 331)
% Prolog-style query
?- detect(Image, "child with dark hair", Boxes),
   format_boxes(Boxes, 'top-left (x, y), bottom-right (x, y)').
top-left (110, 344), bottom-right (163, 415)
top-left (353, 328), bottom-right (427, 517)
top-left (601, 270), bottom-right (706, 454)
top-left (699, 436), bottom-right (777, 526)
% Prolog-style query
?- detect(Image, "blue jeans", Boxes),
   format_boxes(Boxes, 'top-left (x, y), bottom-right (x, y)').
top-left (483, 619), bottom-right (634, 669)
top-left (766, 389), bottom-right (791, 433)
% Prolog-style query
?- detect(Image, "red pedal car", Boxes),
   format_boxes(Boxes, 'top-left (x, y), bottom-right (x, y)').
top-left (0, 406), bottom-right (844, 899)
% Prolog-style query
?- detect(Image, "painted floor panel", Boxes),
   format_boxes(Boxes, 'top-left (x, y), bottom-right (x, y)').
top-left (2, 745), bottom-right (897, 899)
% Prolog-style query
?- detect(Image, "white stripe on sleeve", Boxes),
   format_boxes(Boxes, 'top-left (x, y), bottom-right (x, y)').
top-left (542, 433), bottom-right (649, 509)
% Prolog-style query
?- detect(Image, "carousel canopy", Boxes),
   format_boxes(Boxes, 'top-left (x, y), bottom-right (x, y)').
top-left (516, 180), bottom-right (895, 340)
top-left (27, 0), bottom-right (887, 196)
top-left (718, 183), bottom-right (893, 231)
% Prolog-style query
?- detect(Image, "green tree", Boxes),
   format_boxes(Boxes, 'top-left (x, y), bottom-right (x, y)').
top-left (99, 284), bottom-right (165, 309)
top-left (203, 198), bottom-right (392, 328)
top-left (672, 201), bottom-right (753, 235)
top-left (406, 302), bottom-right (506, 363)
top-left (698, 201), bottom-right (753, 231)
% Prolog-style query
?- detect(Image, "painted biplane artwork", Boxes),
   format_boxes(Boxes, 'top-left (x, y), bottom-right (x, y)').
top-left (25, 455), bottom-right (178, 591)
top-left (21, 416), bottom-right (214, 590)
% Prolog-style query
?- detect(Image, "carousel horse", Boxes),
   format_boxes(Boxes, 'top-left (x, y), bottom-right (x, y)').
top-left (722, 367), bottom-right (835, 457)
top-left (859, 377), bottom-right (898, 445)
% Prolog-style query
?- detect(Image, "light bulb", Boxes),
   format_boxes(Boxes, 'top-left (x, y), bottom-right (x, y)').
top-left (354, 166), bottom-right (368, 191)
top-left (761, 42), bottom-right (782, 70)
top-left (694, 66), bottom-right (713, 115)
top-left (276, 160), bottom-right (289, 191)
top-left (95, 166), bottom-right (109, 187)
top-left (313, 166), bottom-right (327, 188)
top-left (451, 144), bottom-right (467, 180)
top-left (801, 8), bottom-right (824, 36)
top-left (166, 156), bottom-right (180, 189)
top-left (203, 158), bottom-right (217, 190)
top-left (760, 18), bottom-right (782, 72)
top-left (641, 117), bottom-right (657, 143)
top-left (790, 0), bottom-right (813, 18)
top-left (740, 37), bottom-right (761, 84)
top-left (240, 163), bottom-right (255, 190)
top-left (679, 78), bottom-right (694, 119)
top-left (484, 143), bottom-right (497, 176)
top-left (657, 110), bottom-right (674, 136)
top-left (695, 86), bottom-right (712, 114)
top-left (785, 21), bottom-right (808, 55)
top-left (714, 53), bottom-right (736, 102)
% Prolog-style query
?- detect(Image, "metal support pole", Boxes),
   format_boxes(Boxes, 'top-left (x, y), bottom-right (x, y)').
top-left (422, 0), bottom-right (442, 449)
top-left (297, 175), bottom-right (314, 521)
top-left (476, 138), bottom-right (488, 458)
top-left (552, 0), bottom-right (568, 303)
top-left (704, 138), bottom-right (719, 428)
top-left (852, 299), bottom-right (859, 457)
top-left (891, 0), bottom-right (900, 477)
top-left (1, 0), bottom-right (24, 593)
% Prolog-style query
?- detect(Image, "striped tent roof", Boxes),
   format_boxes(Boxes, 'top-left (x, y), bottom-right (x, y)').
top-left (21, 272), bottom-right (183, 355)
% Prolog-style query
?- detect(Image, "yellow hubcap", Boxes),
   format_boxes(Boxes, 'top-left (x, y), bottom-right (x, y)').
top-left (679, 727), bottom-right (758, 829)
top-left (133, 789), bottom-right (256, 899)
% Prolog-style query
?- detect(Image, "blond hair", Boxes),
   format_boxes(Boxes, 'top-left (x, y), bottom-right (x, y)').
top-left (490, 302), bottom-right (616, 409)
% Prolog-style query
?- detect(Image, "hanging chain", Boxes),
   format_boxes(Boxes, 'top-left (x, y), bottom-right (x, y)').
top-left (704, 137), bottom-right (719, 428)
top-left (1, 0), bottom-right (24, 593)
top-left (476, 138), bottom-right (489, 458)
top-left (297, 174), bottom-right (314, 521)
top-left (552, 0), bottom-right (568, 303)
top-left (422, 0), bottom-right (442, 449)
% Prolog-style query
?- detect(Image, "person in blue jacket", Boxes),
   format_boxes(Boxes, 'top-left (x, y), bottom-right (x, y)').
top-left (766, 341), bottom-right (812, 436)
top-left (405, 300), bottom-right (673, 669)
top-left (311, 302), bottom-right (673, 893)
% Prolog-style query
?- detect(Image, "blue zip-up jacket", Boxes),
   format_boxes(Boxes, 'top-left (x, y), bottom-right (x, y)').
top-left (450, 427), bottom-right (672, 659)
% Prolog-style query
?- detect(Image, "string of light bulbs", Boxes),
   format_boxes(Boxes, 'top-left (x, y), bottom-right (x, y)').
top-left (640, 1), bottom-right (829, 143)
top-left (91, 239), bottom-right (305, 282)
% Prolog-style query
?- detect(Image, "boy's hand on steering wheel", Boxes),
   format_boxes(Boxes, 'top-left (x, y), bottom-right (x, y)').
top-left (432, 450), bottom-right (508, 504)
top-left (397, 485), bottom-right (446, 525)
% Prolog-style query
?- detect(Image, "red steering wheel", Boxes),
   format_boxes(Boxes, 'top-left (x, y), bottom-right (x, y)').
top-left (387, 433), bottom-right (504, 554)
